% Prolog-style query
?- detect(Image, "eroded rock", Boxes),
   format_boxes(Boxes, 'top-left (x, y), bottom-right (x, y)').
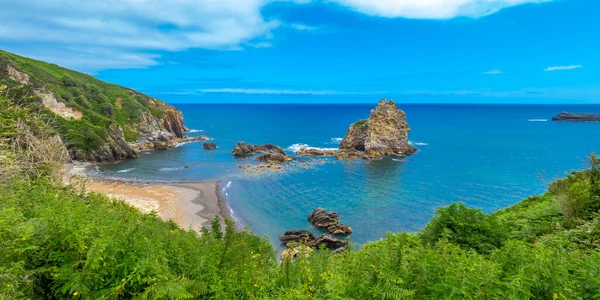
top-left (203, 142), bottom-right (217, 150)
top-left (296, 148), bottom-right (338, 157)
top-left (310, 235), bottom-right (345, 250)
top-left (308, 208), bottom-right (339, 228)
top-left (552, 112), bottom-right (600, 122)
top-left (327, 224), bottom-right (352, 235)
top-left (339, 99), bottom-right (416, 159)
top-left (280, 230), bottom-right (316, 245)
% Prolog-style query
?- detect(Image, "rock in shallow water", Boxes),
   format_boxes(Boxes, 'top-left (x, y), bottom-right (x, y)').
top-left (308, 208), bottom-right (339, 228)
top-left (327, 223), bottom-right (352, 235)
top-left (310, 235), bottom-right (345, 250)
top-left (339, 99), bottom-right (416, 159)
top-left (203, 142), bottom-right (217, 150)
top-left (280, 230), bottom-right (316, 245)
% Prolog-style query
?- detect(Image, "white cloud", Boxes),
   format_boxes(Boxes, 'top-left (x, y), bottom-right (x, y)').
top-left (291, 23), bottom-right (318, 31)
top-left (545, 65), bottom-right (583, 72)
top-left (0, 0), bottom-right (277, 71)
top-left (327, 0), bottom-right (551, 19)
top-left (0, 0), bottom-right (553, 72)
top-left (482, 69), bottom-right (504, 75)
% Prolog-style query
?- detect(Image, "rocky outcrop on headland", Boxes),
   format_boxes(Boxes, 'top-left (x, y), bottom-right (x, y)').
top-left (339, 99), bottom-right (416, 159)
top-left (552, 112), bottom-right (600, 122)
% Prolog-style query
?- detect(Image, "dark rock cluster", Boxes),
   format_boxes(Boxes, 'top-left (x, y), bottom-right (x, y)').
top-left (552, 112), bottom-right (600, 122)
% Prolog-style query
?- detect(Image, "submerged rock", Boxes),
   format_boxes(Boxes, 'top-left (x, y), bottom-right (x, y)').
top-left (308, 208), bottom-right (339, 228)
top-left (552, 112), bottom-right (600, 122)
top-left (327, 224), bottom-right (352, 235)
top-left (203, 142), bottom-right (217, 150)
top-left (339, 99), bottom-right (416, 159)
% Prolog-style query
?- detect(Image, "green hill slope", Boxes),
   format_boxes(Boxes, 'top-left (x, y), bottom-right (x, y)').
top-left (0, 49), bottom-right (188, 162)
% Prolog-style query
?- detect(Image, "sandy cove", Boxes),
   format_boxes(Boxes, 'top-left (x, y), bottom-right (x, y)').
top-left (64, 172), bottom-right (232, 233)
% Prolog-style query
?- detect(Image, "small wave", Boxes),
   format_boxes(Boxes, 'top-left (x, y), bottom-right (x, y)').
top-left (188, 129), bottom-right (204, 133)
top-left (286, 143), bottom-right (338, 153)
top-left (392, 158), bottom-right (403, 162)
top-left (159, 166), bottom-right (185, 172)
top-left (222, 181), bottom-right (232, 193)
top-left (409, 141), bottom-right (429, 146)
top-left (328, 137), bottom-right (343, 144)
top-left (117, 168), bottom-right (135, 173)
top-left (175, 141), bottom-right (192, 148)
top-left (528, 119), bottom-right (548, 122)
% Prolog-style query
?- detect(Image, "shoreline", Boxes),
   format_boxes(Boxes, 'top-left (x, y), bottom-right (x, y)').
top-left (65, 163), bottom-right (235, 233)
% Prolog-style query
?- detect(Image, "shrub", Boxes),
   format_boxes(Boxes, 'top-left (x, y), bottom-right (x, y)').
top-left (420, 202), bottom-right (508, 254)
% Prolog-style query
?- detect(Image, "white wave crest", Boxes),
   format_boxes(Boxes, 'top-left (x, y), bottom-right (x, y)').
top-left (222, 181), bottom-right (232, 193)
top-left (409, 141), bottom-right (429, 146)
top-left (528, 119), bottom-right (548, 122)
top-left (328, 137), bottom-right (343, 144)
top-left (175, 141), bottom-right (192, 148)
top-left (117, 168), bottom-right (135, 173)
top-left (188, 129), bottom-right (204, 133)
top-left (286, 143), bottom-right (338, 153)
top-left (159, 166), bottom-right (185, 172)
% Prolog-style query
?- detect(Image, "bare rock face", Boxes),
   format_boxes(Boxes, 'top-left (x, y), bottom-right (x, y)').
top-left (7, 65), bottom-right (29, 84)
top-left (552, 112), bottom-right (600, 122)
top-left (327, 224), bottom-right (352, 235)
top-left (339, 99), bottom-right (416, 158)
top-left (203, 142), bottom-right (217, 150)
top-left (308, 208), bottom-right (339, 228)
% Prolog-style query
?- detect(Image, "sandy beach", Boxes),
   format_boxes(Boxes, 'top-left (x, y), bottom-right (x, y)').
top-left (64, 166), bottom-right (232, 233)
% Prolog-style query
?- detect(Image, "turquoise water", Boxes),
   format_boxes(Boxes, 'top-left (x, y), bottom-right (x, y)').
top-left (96, 104), bottom-right (600, 250)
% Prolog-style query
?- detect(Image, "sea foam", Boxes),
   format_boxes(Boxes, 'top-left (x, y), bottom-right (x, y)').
top-left (188, 129), bottom-right (204, 133)
top-left (286, 143), bottom-right (338, 153)
top-left (117, 168), bottom-right (135, 173)
top-left (528, 119), bottom-right (548, 122)
top-left (409, 141), bottom-right (429, 146)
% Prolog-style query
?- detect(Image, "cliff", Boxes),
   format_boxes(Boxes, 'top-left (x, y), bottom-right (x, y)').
top-left (0, 49), bottom-right (188, 162)
top-left (339, 99), bottom-right (416, 158)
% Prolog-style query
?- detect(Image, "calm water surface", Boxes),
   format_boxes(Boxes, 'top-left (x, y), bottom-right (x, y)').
top-left (95, 104), bottom-right (600, 250)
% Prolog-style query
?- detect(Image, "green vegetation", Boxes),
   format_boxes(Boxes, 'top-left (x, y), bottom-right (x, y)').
top-left (0, 49), bottom-right (176, 158)
top-left (2, 97), bottom-right (600, 299)
top-left (353, 119), bottom-right (369, 130)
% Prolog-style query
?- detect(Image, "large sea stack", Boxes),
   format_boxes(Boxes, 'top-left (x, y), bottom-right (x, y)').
top-left (339, 99), bottom-right (416, 158)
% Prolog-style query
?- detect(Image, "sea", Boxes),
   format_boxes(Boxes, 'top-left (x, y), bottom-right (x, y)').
top-left (92, 103), bottom-right (600, 251)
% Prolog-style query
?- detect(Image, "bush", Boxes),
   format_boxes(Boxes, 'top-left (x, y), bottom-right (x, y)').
top-left (420, 202), bottom-right (508, 254)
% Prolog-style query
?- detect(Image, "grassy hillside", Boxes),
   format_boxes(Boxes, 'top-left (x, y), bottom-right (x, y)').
top-left (2, 97), bottom-right (600, 299)
top-left (0, 50), bottom-right (181, 160)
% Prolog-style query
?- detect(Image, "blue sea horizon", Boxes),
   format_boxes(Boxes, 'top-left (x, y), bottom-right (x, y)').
top-left (94, 103), bottom-right (600, 251)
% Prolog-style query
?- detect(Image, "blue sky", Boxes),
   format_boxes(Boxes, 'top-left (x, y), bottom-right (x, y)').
top-left (1, 0), bottom-right (599, 103)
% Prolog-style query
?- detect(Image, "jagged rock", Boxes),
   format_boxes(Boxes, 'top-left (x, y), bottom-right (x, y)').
top-left (328, 224), bottom-right (352, 235)
top-left (552, 112), bottom-right (600, 122)
top-left (199, 135), bottom-right (207, 140)
top-left (255, 147), bottom-right (294, 163)
top-left (232, 142), bottom-right (257, 156)
top-left (296, 148), bottom-right (338, 157)
top-left (308, 208), bottom-right (339, 228)
top-left (309, 235), bottom-right (345, 250)
top-left (280, 230), bottom-right (316, 245)
top-left (154, 141), bottom-right (168, 150)
top-left (339, 99), bottom-right (416, 159)
top-left (203, 142), bottom-right (217, 150)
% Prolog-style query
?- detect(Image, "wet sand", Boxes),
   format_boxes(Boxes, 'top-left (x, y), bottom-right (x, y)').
top-left (65, 173), bottom-right (232, 233)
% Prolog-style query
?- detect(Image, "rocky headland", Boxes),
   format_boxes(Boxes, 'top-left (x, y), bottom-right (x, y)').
top-left (552, 112), bottom-right (600, 122)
